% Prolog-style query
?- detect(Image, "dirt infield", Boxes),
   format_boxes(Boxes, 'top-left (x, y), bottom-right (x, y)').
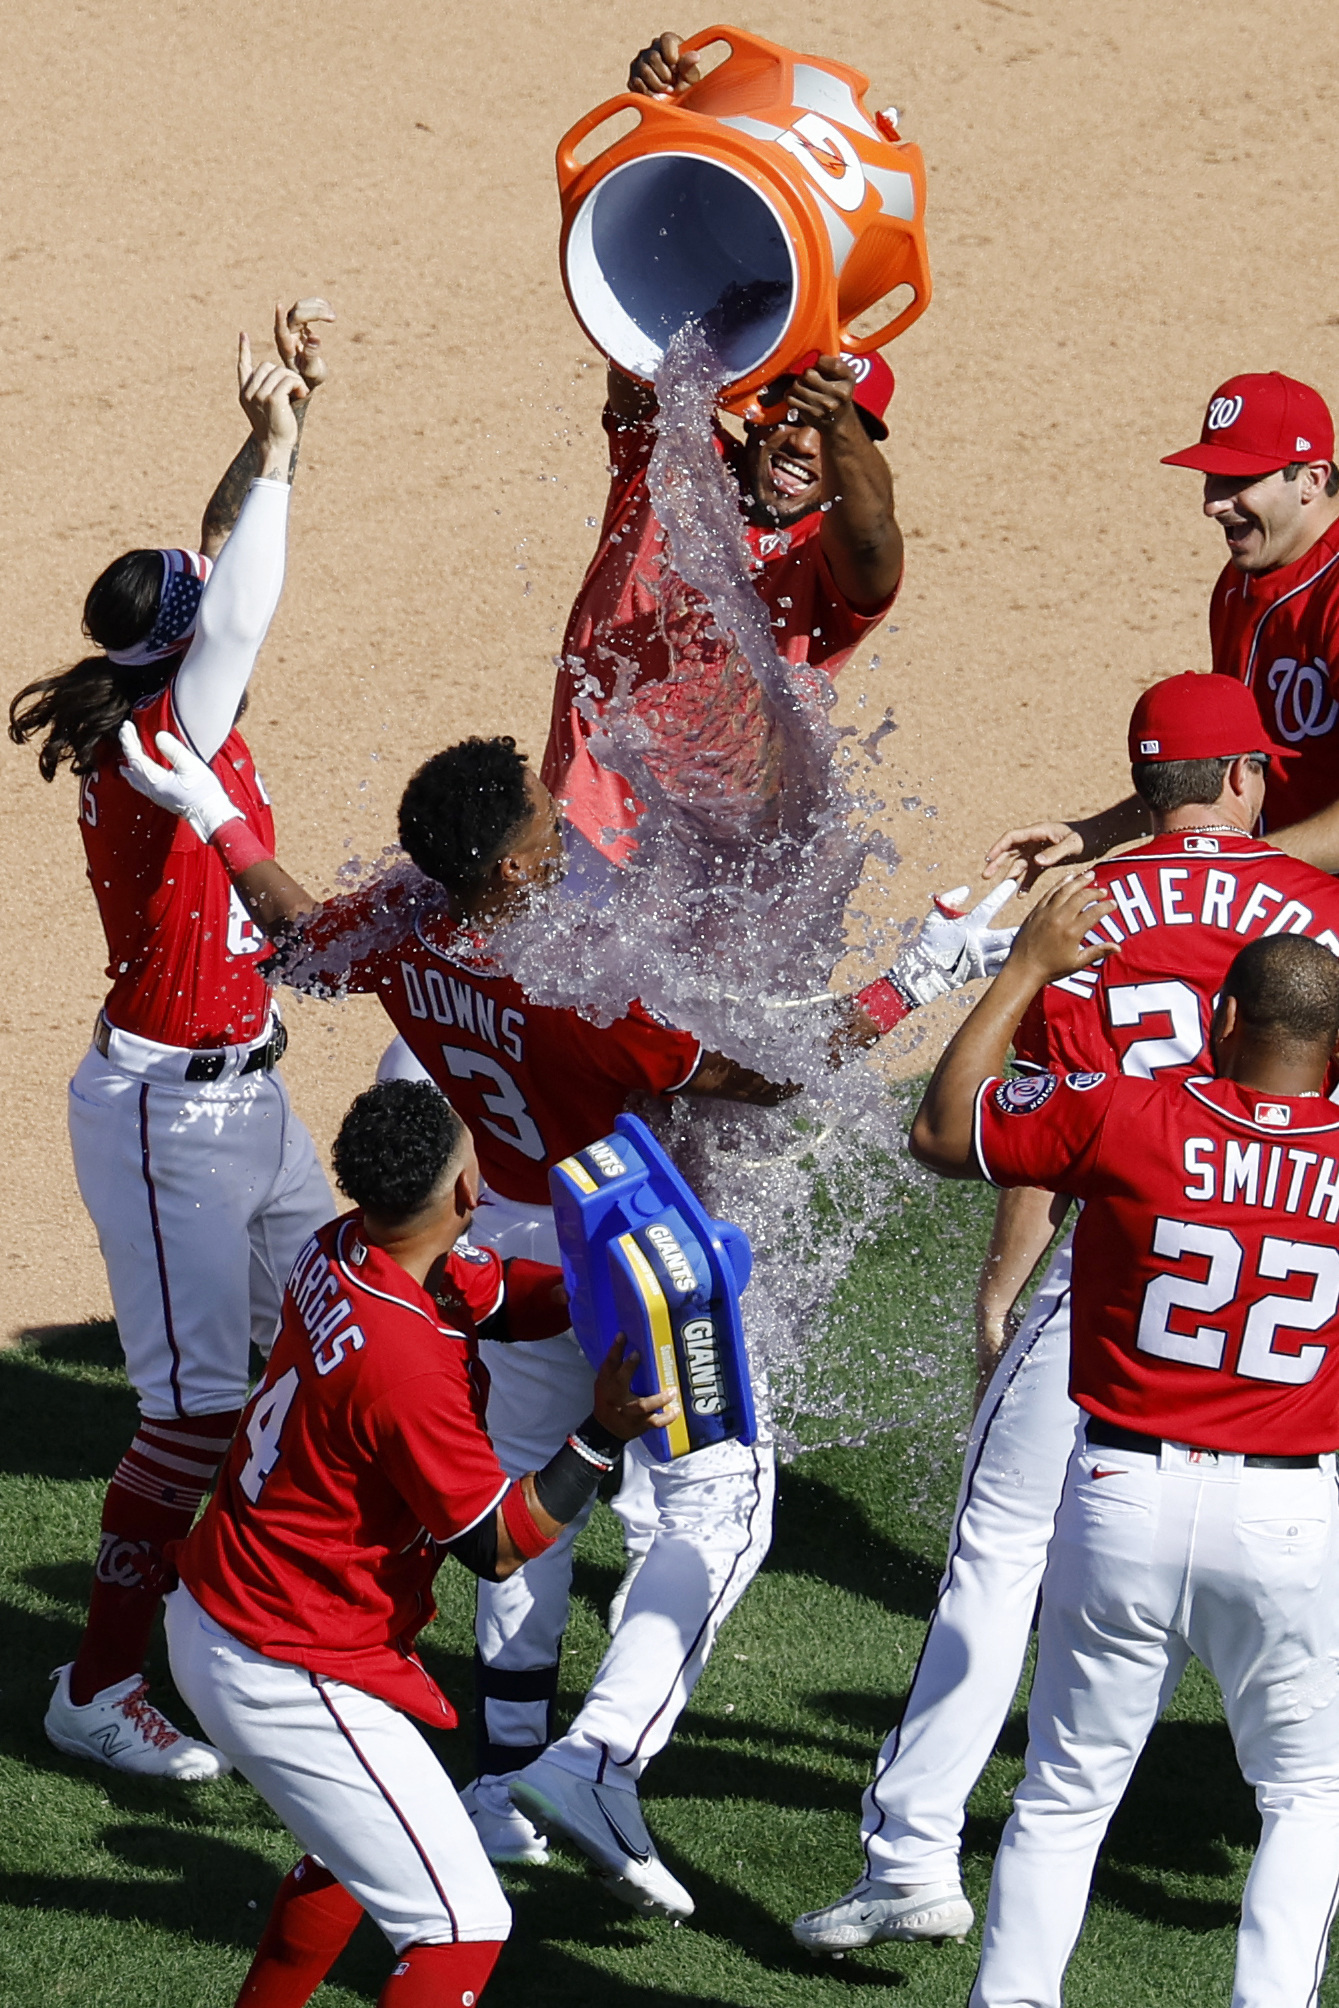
top-left (3, 0), bottom-right (1338, 1339)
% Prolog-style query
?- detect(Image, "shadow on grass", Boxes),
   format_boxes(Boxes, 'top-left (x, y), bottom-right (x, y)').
top-left (767, 1464), bottom-right (941, 1619)
top-left (11, 1318), bottom-right (123, 1370)
top-left (0, 1341), bottom-right (135, 1483)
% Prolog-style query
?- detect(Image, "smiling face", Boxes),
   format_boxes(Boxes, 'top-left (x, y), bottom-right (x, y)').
top-left (739, 416), bottom-right (824, 526)
top-left (1202, 464), bottom-right (1331, 574)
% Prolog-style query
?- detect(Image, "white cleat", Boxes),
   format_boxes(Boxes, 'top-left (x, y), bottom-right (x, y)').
top-left (793, 1877), bottom-right (974, 1952)
top-left (44, 1664), bottom-right (231, 1782)
top-left (509, 1756), bottom-right (694, 1920)
top-left (460, 1775), bottom-right (549, 1865)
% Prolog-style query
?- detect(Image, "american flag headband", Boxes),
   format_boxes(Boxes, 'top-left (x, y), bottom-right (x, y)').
top-left (104, 548), bottom-right (213, 668)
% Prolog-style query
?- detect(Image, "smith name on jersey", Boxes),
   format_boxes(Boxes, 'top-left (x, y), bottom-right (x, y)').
top-left (977, 1069), bottom-right (1339, 1455)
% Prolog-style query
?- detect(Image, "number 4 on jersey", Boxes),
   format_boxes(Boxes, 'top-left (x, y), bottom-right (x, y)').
top-left (238, 1367), bottom-right (300, 1503)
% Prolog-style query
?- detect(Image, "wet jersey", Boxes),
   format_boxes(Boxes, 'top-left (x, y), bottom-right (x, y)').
top-left (541, 410), bottom-right (895, 861)
top-left (977, 1069), bottom-right (1339, 1454)
top-left (272, 875), bottom-right (703, 1206)
top-left (1015, 833), bottom-right (1339, 1082)
top-left (1210, 510), bottom-right (1339, 830)
top-left (177, 1211), bottom-right (510, 1727)
top-left (80, 683), bottom-right (275, 1047)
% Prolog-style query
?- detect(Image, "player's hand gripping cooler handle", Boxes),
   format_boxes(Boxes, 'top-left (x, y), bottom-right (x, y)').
top-left (856, 880), bottom-right (1020, 1031)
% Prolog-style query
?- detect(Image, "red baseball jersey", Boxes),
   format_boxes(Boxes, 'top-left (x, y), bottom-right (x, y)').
top-left (1210, 511), bottom-right (1339, 830)
top-left (1015, 833), bottom-right (1339, 1081)
top-left (177, 1212), bottom-right (510, 1727)
top-left (541, 412), bottom-right (895, 861)
top-left (79, 684), bottom-right (275, 1047)
top-left (977, 1069), bottom-right (1339, 1453)
top-left (275, 877), bottom-right (703, 1205)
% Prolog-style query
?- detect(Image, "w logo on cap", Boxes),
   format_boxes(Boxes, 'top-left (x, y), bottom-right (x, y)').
top-left (1207, 395), bottom-right (1244, 430)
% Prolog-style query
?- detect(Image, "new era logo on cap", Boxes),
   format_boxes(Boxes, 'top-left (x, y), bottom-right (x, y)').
top-left (1298, 436), bottom-right (1312, 452)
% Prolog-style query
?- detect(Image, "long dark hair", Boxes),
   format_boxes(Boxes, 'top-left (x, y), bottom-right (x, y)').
top-left (8, 549), bottom-right (176, 780)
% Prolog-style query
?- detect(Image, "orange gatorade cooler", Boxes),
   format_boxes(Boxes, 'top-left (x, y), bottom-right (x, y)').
top-left (556, 23), bottom-right (931, 413)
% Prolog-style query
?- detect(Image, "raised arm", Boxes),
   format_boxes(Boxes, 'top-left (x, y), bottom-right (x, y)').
top-left (910, 874), bottom-right (1115, 1177)
top-left (983, 795), bottom-right (1150, 891)
top-left (787, 356), bottom-right (903, 611)
top-left (200, 299), bottom-right (335, 558)
top-left (172, 339), bottom-right (308, 762)
top-left (1266, 800), bottom-right (1339, 875)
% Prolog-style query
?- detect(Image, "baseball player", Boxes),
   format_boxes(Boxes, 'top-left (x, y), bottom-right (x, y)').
top-left (543, 31), bottom-right (904, 868)
top-left (166, 1077), bottom-right (674, 2008)
top-left (7, 306), bottom-right (335, 1779)
top-left (117, 725), bottom-right (1017, 1919)
top-left (795, 670), bottom-right (1339, 1953)
top-left (986, 373), bottom-right (1339, 890)
top-left (910, 897), bottom-right (1339, 2008)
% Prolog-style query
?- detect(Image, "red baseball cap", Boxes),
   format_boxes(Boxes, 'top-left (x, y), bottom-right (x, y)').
top-left (1128, 672), bottom-right (1298, 775)
top-left (754, 349), bottom-right (895, 438)
top-left (1162, 373), bottom-right (1335, 478)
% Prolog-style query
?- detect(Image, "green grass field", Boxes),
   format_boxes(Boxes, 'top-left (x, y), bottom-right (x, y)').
top-left (1, 1167), bottom-right (1327, 2006)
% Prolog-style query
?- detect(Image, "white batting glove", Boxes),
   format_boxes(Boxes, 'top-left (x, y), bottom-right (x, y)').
top-left (886, 879), bottom-right (1020, 1007)
top-left (117, 723), bottom-right (242, 842)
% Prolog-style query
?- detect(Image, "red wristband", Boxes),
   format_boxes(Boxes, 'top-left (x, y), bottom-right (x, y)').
top-left (211, 818), bottom-right (273, 875)
top-left (855, 975), bottom-right (912, 1033)
top-left (500, 1481), bottom-right (555, 1561)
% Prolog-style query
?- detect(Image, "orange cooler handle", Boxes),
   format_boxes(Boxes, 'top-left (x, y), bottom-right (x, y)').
top-left (840, 287), bottom-right (927, 354)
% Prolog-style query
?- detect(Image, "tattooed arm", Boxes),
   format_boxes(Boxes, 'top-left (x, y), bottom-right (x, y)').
top-left (200, 297), bottom-right (334, 556)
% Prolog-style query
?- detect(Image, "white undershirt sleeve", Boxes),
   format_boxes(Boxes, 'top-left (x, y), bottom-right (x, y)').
top-left (172, 479), bottom-right (291, 761)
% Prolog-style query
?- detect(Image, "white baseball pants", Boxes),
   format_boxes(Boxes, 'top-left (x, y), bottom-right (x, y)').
top-left (864, 1233), bottom-right (1080, 1885)
top-left (69, 1036), bottom-right (332, 1417)
top-left (166, 1586), bottom-right (511, 1952)
top-left (971, 1437), bottom-right (1339, 2008)
top-left (469, 1187), bottom-right (776, 1791)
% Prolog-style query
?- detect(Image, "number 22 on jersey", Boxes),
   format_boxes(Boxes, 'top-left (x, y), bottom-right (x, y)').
top-left (1138, 1221), bottom-right (1339, 1385)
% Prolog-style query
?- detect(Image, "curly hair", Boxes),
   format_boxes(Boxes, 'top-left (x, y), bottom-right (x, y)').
top-left (397, 736), bottom-right (532, 895)
top-left (331, 1079), bottom-right (468, 1218)
top-left (9, 549), bottom-right (172, 780)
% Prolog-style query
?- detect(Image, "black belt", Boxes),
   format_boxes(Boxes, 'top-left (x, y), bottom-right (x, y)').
top-left (1086, 1416), bottom-right (1320, 1470)
top-left (94, 1015), bottom-right (288, 1081)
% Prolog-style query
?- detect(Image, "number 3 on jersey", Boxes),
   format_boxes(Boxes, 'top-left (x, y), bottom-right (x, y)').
top-left (439, 1044), bottom-right (545, 1160)
top-left (238, 1367), bottom-right (300, 1503)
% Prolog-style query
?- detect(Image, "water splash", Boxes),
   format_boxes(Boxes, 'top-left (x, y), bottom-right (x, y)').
top-left (497, 324), bottom-right (969, 1460)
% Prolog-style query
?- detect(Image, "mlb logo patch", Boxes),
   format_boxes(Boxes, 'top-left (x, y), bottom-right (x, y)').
top-left (1184, 835), bottom-right (1221, 854)
top-left (993, 1073), bottom-right (1058, 1116)
top-left (1139, 738), bottom-right (1160, 755)
top-left (1255, 1102), bottom-right (1291, 1128)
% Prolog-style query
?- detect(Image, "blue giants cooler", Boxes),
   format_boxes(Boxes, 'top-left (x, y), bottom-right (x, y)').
top-left (549, 1113), bottom-right (755, 1462)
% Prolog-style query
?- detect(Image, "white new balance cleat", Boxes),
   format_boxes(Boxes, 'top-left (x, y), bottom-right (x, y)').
top-left (460, 1775), bottom-right (549, 1865)
top-left (509, 1756), bottom-right (694, 1920)
top-left (793, 1877), bottom-right (974, 1952)
top-left (45, 1664), bottom-right (232, 1782)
